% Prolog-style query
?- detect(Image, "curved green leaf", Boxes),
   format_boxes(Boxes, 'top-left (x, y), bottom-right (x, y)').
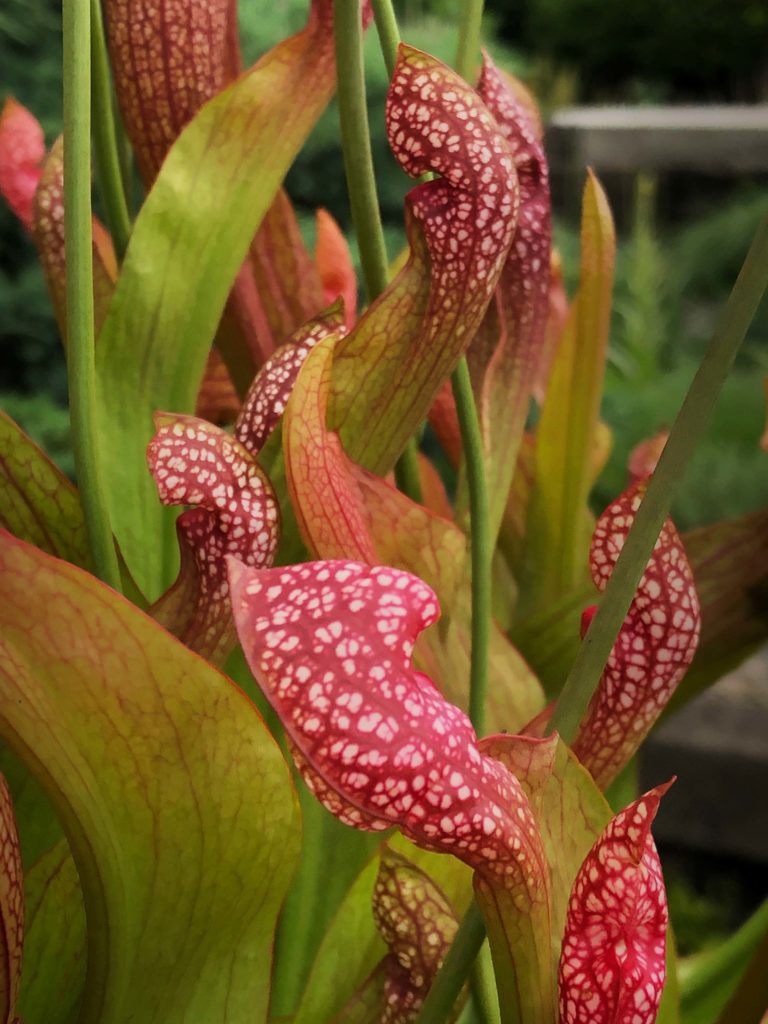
top-left (96, 0), bottom-right (339, 600)
top-left (521, 171), bottom-right (615, 616)
top-left (18, 840), bottom-right (86, 1024)
top-left (0, 531), bottom-right (299, 1023)
top-left (679, 897), bottom-right (768, 1024)
top-left (293, 836), bottom-right (471, 1024)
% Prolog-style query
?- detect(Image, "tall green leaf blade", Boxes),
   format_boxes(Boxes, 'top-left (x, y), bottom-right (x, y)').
top-left (521, 171), bottom-right (615, 615)
top-left (0, 531), bottom-right (300, 1023)
top-left (96, 0), bottom-right (338, 599)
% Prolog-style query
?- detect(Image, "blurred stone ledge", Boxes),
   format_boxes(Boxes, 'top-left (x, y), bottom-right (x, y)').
top-left (640, 649), bottom-right (768, 862)
top-left (546, 105), bottom-right (768, 175)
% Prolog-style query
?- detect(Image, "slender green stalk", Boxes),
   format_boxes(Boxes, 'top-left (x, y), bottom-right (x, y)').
top-left (335, 0), bottom-right (424, 493)
top-left (63, 0), bottom-right (122, 590)
top-left (455, 0), bottom-right (485, 81)
top-left (394, 440), bottom-right (424, 504)
top-left (90, 0), bottom-right (131, 259)
top-left (471, 941), bottom-right (501, 1024)
top-left (550, 216), bottom-right (768, 743)
top-left (452, 359), bottom-right (491, 735)
top-left (371, 0), bottom-right (400, 77)
top-left (334, 0), bottom-right (389, 302)
top-left (416, 902), bottom-right (487, 1023)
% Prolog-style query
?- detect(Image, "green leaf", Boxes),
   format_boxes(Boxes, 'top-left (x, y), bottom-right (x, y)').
top-left (96, 0), bottom-right (338, 600)
top-left (294, 837), bottom-right (472, 1023)
top-left (271, 790), bottom-right (381, 1018)
top-left (0, 747), bottom-right (64, 869)
top-left (679, 897), bottom-right (768, 1024)
top-left (0, 531), bottom-right (300, 1023)
top-left (510, 581), bottom-right (596, 699)
top-left (521, 171), bottom-right (616, 616)
top-left (18, 840), bottom-right (86, 1024)
top-left (0, 411), bottom-right (88, 568)
top-left (666, 508), bottom-right (768, 716)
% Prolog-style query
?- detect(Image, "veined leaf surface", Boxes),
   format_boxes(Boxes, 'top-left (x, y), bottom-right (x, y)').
top-left (0, 532), bottom-right (299, 1023)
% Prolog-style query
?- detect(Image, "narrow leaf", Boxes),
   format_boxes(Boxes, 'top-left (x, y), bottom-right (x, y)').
top-left (0, 531), bottom-right (300, 1023)
top-left (32, 137), bottom-right (117, 335)
top-left (96, 0), bottom-right (340, 598)
top-left (678, 897), bottom-right (768, 1024)
top-left (522, 172), bottom-right (616, 613)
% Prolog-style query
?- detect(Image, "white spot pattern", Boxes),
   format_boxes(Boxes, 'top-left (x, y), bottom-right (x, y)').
top-left (229, 558), bottom-right (546, 891)
top-left (573, 480), bottom-right (701, 788)
top-left (236, 305), bottom-right (346, 454)
top-left (558, 787), bottom-right (669, 1024)
top-left (147, 309), bottom-right (343, 662)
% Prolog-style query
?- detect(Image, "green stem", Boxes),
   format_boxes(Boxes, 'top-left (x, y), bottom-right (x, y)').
top-left (371, 0), bottom-right (400, 77)
top-left (416, 902), bottom-right (487, 1024)
top-left (455, 0), bottom-right (485, 82)
top-left (90, 0), bottom-right (131, 259)
top-left (336, 0), bottom-right (424, 496)
top-left (334, 0), bottom-right (389, 303)
top-left (549, 216), bottom-right (768, 744)
top-left (471, 941), bottom-right (501, 1024)
top-left (63, 0), bottom-right (122, 590)
top-left (452, 358), bottom-right (491, 735)
top-left (394, 439), bottom-right (423, 503)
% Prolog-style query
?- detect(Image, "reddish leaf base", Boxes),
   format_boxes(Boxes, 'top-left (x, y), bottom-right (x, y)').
top-left (229, 558), bottom-right (547, 894)
top-left (559, 785), bottom-right (671, 1024)
top-left (572, 481), bottom-right (700, 789)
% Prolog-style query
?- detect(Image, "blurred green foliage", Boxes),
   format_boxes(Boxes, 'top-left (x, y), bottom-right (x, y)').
top-left (498, 0), bottom-right (768, 102)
